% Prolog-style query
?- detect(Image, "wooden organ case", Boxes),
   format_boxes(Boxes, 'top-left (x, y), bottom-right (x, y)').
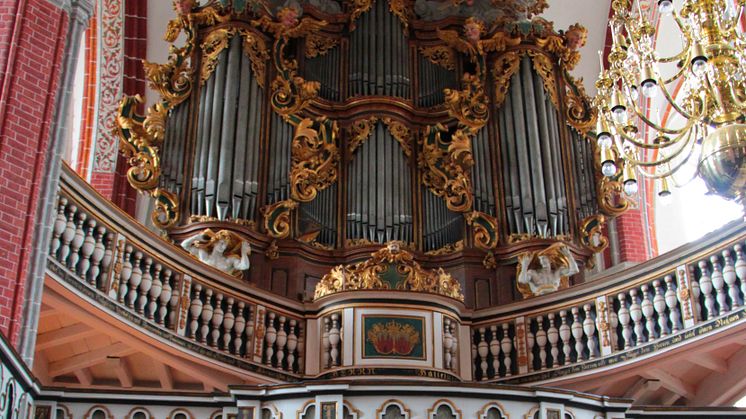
top-left (116, 0), bottom-right (629, 308)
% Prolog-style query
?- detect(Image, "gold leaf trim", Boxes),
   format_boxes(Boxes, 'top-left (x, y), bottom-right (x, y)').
top-left (465, 211), bottom-right (498, 250)
top-left (424, 240), bottom-right (464, 256)
top-left (382, 118), bottom-right (413, 157)
top-left (580, 214), bottom-right (609, 254)
top-left (349, 0), bottom-right (374, 31)
top-left (290, 117), bottom-right (340, 202)
top-left (305, 34), bottom-right (340, 58)
top-left (527, 49), bottom-right (560, 110)
top-left (261, 199), bottom-right (299, 239)
top-left (239, 29), bottom-right (270, 89)
top-left (491, 51), bottom-right (521, 109)
top-left (348, 117), bottom-right (378, 155)
top-left (418, 46), bottom-right (456, 71)
top-left (200, 28), bottom-right (236, 85)
top-left (419, 125), bottom-right (474, 213)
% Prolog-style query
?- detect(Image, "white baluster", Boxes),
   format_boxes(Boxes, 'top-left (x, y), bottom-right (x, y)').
top-left (50, 197), bottom-right (68, 257)
top-left (58, 204), bottom-right (77, 264)
top-left (157, 269), bottom-right (172, 326)
top-left (137, 257), bottom-right (153, 315)
top-left (200, 289), bottom-right (214, 344)
top-left (329, 313), bottom-right (340, 367)
top-left (559, 310), bottom-right (572, 365)
top-left (617, 293), bottom-right (632, 348)
top-left (287, 319), bottom-right (298, 371)
top-left (78, 219), bottom-right (95, 280)
top-left (189, 284), bottom-right (203, 340)
top-left (583, 305), bottom-right (597, 359)
top-left (664, 275), bottom-right (681, 333)
top-left (168, 274), bottom-right (180, 328)
top-left (89, 226), bottom-right (106, 288)
top-left (711, 256), bottom-right (728, 314)
top-left (526, 322), bottom-right (534, 372)
top-left (276, 316), bottom-right (287, 369)
top-left (322, 317), bottom-right (330, 368)
top-left (443, 318), bottom-right (453, 371)
top-left (478, 327), bottom-right (488, 380)
top-left (536, 316), bottom-right (547, 369)
top-left (609, 302), bottom-right (619, 350)
top-left (222, 298), bottom-right (235, 352)
top-left (629, 289), bottom-right (645, 345)
top-left (640, 284), bottom-right (655, 341)
top-left (101, 233), bottom-right (115, 287)
top-left (652, 280), bottom-right (668, 337)
top-left (127, 251), bottom-right (143, 309)
top-left (489, 324), bottom-right (499, 377)
top-left (571, 307), bottom-right (584, 361)
top-left (233, 302), bottom-right (246, 355)
top-left (210, 293), bottom-right (224, 348)
top-left (501, 323), bottom-right (512, 376)
top-left (297, 323), bottom-right (305, 373)
top-left (547, 313), bottom-right (559, 367)
top-left (735, 244), bottom-right (746, 304)
top-left (118, 246), bottom-right (132, 303)
top-left (148, 263), bottom-right (163, 320)
top-left (67, 212), bottom-right (86, 270)
top-left (449, 321), bottom-right (458, 373)
top-left (245, 305), bottom-right (255, 355)
top-left (265, 312), bottom-right (277, 366)
top-left (723, 250), bottom-right (740, 308)
top-left (691, 264), bottom-right (703, 320)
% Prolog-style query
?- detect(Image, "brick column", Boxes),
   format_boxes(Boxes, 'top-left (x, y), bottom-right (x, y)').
top-left (612, 181), bottom-right (657, 264)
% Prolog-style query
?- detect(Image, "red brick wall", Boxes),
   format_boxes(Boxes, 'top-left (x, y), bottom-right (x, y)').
top-left (0, 0), bottom-right (69, 344)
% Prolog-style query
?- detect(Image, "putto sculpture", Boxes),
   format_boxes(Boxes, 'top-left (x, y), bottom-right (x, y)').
top-left (181, 229), bottom-right (252, 276)
top-left (516, 243), bottom-right (578, 298)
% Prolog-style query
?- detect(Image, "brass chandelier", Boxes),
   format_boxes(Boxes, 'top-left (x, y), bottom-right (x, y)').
top-left (595, 0), bottom-right (746, 203)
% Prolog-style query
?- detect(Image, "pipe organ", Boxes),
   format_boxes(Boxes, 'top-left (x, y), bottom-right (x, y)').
top-left (117, 0), bottom-right (626, 304)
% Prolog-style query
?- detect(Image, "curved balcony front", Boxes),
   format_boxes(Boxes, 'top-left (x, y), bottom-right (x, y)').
top-left (41, 163), bottom-right (746, 405)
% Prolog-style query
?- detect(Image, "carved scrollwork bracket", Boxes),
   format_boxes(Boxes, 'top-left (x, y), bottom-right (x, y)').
top-left (465, 211), bottom-right (499, 250)
top-left (290, 117), bottom-right (340, 202)
top-left (261, 199), bottom-right (299, 239)
top-left (580, 214), bottom-right (609, 254)
top-left (419, 124), bottom-right (474, 213)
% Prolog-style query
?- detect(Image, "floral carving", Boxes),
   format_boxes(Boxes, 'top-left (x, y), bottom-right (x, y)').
top-left (290, 117), bottom-right (340, 202)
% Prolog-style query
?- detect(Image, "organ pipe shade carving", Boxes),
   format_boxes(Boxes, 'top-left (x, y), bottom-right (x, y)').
top-left (120, 0), bottom-right (615, 265)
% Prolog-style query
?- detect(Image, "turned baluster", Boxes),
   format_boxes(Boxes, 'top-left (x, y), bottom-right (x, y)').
top-left (536, 316), bottom-right (547, 369)
top-left (640, 284), bottom-right (656, 341)
top-left (652, 280), bottom-right (668, 337)
top-left (664, 276), bottom-right (681, 333)
top-left (118, 246), bottom-right (133, 303)
top-left (265, 312), bottom-right (277, 366)
top-left (78, 219), bottom-right (96, 280)
top-left (711, 256), bottom-right (728, 314)
top-left (571, 307), bottom-right (585, 361)
top-left (100, 233), bottom-right (115, 289)
top-left (199, 289), bottom-right (215, 344)
top-left (245, 306), bottom-right (255, 355)
top-left (329, 313), bottom-right (340, 367)
top-left (222, 298), bottom-right (235, 352)
top-left (559, 310), bottom-right (572, 365)
top-left (297, 324), bottom-right (305, 373)
top-left (501, 324), bottom-right (512, 376)
top-left (547, 313), bottom-right (559, 368)
top-left (58, 204), bottom-right (77, 264)
top-left (276, 316), bottom-right (288, 369)
top-left (609, 303), bottom-right (619, 350)
top-left (478, 327), bottom-right (489, 379)
top-left (690, 264), bottom-right (703, 321)
top-left (50, 197), bottom-right (68, 257)
top-left (449, 321), bottom-right (458, 373)
top-left (735, 244), bottom-right (746, 304)
top-left (67, 212), bottom-right (86, 270)
top-left (617, 293), bottom-right (632, 348)
top-left (89, 226), bottom-right (106, 289)
top-left (210, 293), bottom-right (224, 348)
top-left (188, 284), bottom-right (203, 340)
top-left (526, 323), bottom-right (534, 372)
top-left (147, 263), bottom-right (163, 320)
top-left (137, 257), bottom-right (153, 315)
top-left (723, 250), bottom-right (740, 308)
top-left (583, 305), bottom-right (597, 359)
top-left (158, 269), bottom-right (172, 326)
top-left (127, 251), bottom-right (143, 309)
top-left (443, 318), bottom-right (453, 370)
top-left (471, 339), bottom-right (477, 377)
top-left (322, 317), bottom-right (331, 369)
top-left (629, 289), bottom-right (645, 346)
top-left (167, 275), bottom-right (180, 329)
top-left (287, 319), bottom-right (298, 371)
top-left (488, 325), bottom-right (499, 378)
top-left (233, 302), bottom-right (246, 355)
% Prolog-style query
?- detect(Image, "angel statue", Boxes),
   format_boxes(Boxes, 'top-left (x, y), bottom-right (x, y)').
top-left (437, 17), bottom-right (521, 76)
top-left (516, 243), bottom-right (579, 298)
top-left (181, 229), bottom-right (251, 276)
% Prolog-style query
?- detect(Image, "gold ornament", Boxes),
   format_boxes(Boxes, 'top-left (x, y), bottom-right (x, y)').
top-left (418, 46), bottom-right (456, 71)
top-left (424, 240), bottom-right (464, 256)
top-left (305, 34), bottom-right (340, 58)
top-left (491, 51), bottom-right (521, 109)
top-left (290, 117), bottom-right (340, 202)
top-left (261, 199), bottom-right (299, 239)
top-left (465, 211), bottom-right (498, 250)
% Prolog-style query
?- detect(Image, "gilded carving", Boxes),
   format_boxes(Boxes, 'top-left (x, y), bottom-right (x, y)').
top-left (240, 29), bottom-right (270, 89)
top-left (261, 199), bottom-right (299, 239)
top-left (437, 18), bottom-right (521, 69)
top-left (491, 51), bottom-right (521, 108)
top-left (314, 242), bottom-right (464, 301)
top-left (388, 0), bottom-right (412, 32)
top-left (444, 72), bottom-right (489, 132)
top-left (305, 34), bottom-right (340, 58)
top-left (290, 117), bottom-right (340, 202)
top-left (200, 28), bottom-right (236, 85)
top-left (527, 49), bottom-right (560, 110)
top-left (348, 117), bottom-right (378, 155)
top-left (419, 125), bottom-right (474, 212)
top-left (465, 211), bottom-right (498, 250)
top-left (382, 118), bottom-right (413, 157)
top-left (579, 214), bottom-right (609, 254)
top-left (142, 50), bottom-right (193, 108)
top-left (425, 240), bottom-right (464, 256)
top-left (563, 70), bottom-right (597, 135)
top-left (598, 177), bottom-right (630, 217)
top-left (418, 46), bottom-right (456, 71)
top-left (348, 0), bottom-right (374, 31)
top-left (266, 240), bottom-right (280, 260)
top-left (482, 251), bottom-right (497, 269)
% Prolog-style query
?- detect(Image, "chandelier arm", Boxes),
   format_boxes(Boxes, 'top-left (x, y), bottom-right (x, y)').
top-left (628, 101), bottom-right (696, 135)
top-left (634, 130), bottom-right (699, 179)
top-left (660, 63), bottom-right (690, 86)
top-left (617, 125), bottom-right (695, 170)
top-left (652, 12), bottom-right (693, 64)
top-left (655, 75), bottom-right (697, 120)
top-left (612, 117), bottom-right (696, 150)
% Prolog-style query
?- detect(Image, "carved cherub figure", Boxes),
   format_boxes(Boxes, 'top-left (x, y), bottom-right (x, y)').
top-left (437, 17), bottom-right (521, 74)
top-left (181, 229), bottom-right (251, 276)
top-left (173, 0), bottom-right (195, 15)
top-left (517, 243), bottom-right (579, 298)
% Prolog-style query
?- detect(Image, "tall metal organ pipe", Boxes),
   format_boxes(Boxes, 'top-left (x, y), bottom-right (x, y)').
top-left (189, 35), bottom-right (265, 221)
top-left (497, 56), bottom-right (569, 239)
top-left (347, 0), bottom-right (411, 99)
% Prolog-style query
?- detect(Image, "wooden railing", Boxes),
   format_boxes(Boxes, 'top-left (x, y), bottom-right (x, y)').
top-left (49, 164), bottom-right (746, 384)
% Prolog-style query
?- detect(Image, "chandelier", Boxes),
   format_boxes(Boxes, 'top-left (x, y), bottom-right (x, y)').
top-left (595, 0), bottom-right (746, 204)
